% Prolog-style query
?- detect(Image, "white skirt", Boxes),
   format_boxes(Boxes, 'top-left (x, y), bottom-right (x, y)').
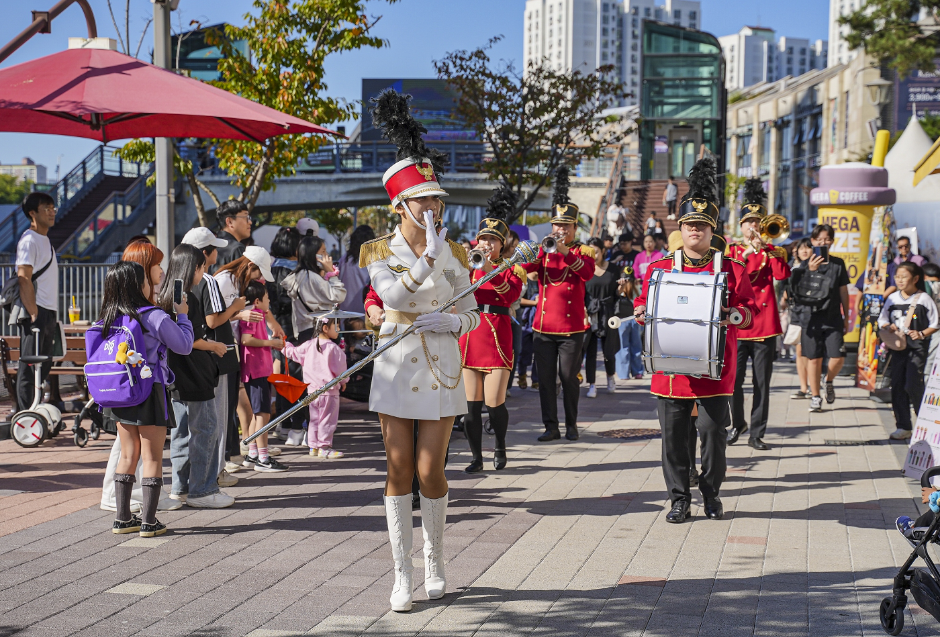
top-left (369, 322), bottom-right (467, 420)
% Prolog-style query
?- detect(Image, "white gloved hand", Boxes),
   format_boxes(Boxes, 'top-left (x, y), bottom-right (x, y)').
top-left (413, 312), bottom-right (462, 334)
top-left (421, 210), bottom-right (448, 261)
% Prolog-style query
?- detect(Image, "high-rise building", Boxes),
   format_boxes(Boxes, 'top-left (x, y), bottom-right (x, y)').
top-left (0, 158), bottom-right (46, 185)
top-left (523, 0), bottom-right (701, 107)
top-left (828, 0), bottom-right (862, 67)
top-left (718, 27), bottom-right (828, 90)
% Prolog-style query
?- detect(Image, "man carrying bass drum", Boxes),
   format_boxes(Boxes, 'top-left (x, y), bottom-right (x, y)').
top-left (520, 166), bottom-right (596, 443)
top-left (633, 158), bottom-right (759, 524)
top-left (726, 178), bottom-right (791, 451)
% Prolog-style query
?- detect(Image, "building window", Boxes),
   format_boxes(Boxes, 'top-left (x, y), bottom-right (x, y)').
top-left (632, 7), bottom-right (637, 15)
top-left (603, 52), bottom-right (609, 60)
top-left (674, 9), bottom-right (681, 18)
top-left (632, 17), bottom-right (638, 27)
top-left (844, 91), bottom-right (850, 149)
top-left (603, 27), bottom-right (609, 36)
top-left (690, 10), bottom-right (697, 19)
top-left (689, 22), bottom-right (696, 29)
top-left (631, 54), bottom-right (637, 62)
top-left (644, 7), bottom-right (651, 16)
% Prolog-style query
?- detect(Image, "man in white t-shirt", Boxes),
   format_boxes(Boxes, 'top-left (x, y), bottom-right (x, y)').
top-left (15, 192), bottom-right (59, 410)
top-left (606, 202), bottom-right (625, 239)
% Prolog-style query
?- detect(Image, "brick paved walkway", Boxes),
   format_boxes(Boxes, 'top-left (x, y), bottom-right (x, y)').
top-left (0, 361), bottom-right (936, 636)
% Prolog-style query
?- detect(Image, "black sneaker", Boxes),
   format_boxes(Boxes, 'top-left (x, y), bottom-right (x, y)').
top-left (254, 457), bottom-right (289, 472)
top-left (139, 520), bottom-right (167, 538)
top-left (112, 515), bottom-right (142, 534)
top-left (242, 455), bottom-right (259, 468)
top-left (825, 381), bottom-right (836, 404)
top-left (791, 390), bottom-right (809, 399)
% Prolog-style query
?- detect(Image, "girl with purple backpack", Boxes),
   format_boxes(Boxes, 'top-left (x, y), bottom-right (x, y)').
top-left (101, 261), bottom-right (194, 537)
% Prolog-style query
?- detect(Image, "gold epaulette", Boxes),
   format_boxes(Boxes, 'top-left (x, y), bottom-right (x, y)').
top-left (448, 239), bottom-right (470, 270)
top-left (359, 234), bottom-right (393, 268)
top-left (772, 246), bottom-right (787, 259)
top-left (726, 256), bottom-right (746, 267)
top-left (512, 264), bottom-right (527, 280)
top-left (576, 244), bottom-right (596, 259)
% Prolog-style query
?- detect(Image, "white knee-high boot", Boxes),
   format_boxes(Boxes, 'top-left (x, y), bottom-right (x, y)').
top-left (420, 492), bottom-right (448, 600)
top-left (384, 494), bottom-right (413, 612)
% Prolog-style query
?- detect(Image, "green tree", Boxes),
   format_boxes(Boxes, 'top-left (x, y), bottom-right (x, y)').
top-left (839, 0), bottom-right (940, 78)
top-left (434, 37), bottom-right (630, 225)
top-left (117, 0), bottom-right (398, 227)
top-left (0, 175), bottom-right (33, 206)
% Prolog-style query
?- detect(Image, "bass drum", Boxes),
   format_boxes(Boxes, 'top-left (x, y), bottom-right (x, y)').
top-left (643, 268), bottom-right (728, 380)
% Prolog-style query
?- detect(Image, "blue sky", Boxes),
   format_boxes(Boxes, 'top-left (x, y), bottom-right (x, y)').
top-left (0, 0), bottom-right (830, 178)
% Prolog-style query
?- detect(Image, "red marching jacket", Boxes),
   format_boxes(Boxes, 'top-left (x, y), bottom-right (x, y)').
top-left (635, 250), bottom-right (759, 399)
top-left (519, 244), bottom-right (595, 336)
top-left (459, 265), bottom-right (524, 370)
top-left (726, 243), bottom-right (792, 340)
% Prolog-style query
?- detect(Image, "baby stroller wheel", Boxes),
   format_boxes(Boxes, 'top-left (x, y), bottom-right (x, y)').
top-left (484, 418), bottom-right (494, 435)
top-left (90, 425), bottom-right (100, 440)
top-left (880, 597), bottom-right (904, 635)
top-left (73, 427), bottom-right (88, 448)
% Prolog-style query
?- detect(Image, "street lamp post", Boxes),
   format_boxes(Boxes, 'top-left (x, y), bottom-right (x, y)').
top-left (152, 0), bottom-right (178, 262)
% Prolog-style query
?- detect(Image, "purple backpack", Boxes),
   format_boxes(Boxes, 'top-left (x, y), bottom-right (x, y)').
top-left (84, 308), bottom-right (158, 409)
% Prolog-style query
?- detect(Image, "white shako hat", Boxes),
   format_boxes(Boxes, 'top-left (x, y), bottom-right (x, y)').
top-left (382, 157), bottom-right (449, 209)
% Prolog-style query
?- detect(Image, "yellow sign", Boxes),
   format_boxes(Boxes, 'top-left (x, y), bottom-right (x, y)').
top-left (817, 206), bottom-right (874, 343)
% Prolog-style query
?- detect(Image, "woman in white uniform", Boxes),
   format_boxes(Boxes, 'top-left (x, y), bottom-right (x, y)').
top-left (363, 90), bottom-right (480, 612)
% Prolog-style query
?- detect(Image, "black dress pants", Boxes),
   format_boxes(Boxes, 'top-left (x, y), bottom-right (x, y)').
top-left (533, 332), bottom-right (583, 432)
top-left (583, 329), bottom-right (617, 384)
top-left (659, 396), bottom-right (729, 504)
top-left (731, 338), bottom-right (775, 440)
top-left (889, 347), bottom-right (928, 430)
top-left (16, 307), bottom-right (56, 410)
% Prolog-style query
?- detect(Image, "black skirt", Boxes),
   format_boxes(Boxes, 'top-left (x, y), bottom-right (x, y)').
top-left (104, 383), bottom-right (176, 428)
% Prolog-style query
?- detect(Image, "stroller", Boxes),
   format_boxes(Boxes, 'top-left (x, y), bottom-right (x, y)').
top-left (72, 397), bottom-right (114, 447)
top-left (881, 466), bottom-right (940, 634)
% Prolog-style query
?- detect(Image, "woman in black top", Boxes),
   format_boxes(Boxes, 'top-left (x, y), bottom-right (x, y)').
top-left (583, 237), bottom-right (621, 398)
top-left (786, 238), bottom-right (814, 398)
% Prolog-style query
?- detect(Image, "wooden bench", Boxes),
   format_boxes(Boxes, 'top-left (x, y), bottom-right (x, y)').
top-left (0, 336), bottom-right (88, 410)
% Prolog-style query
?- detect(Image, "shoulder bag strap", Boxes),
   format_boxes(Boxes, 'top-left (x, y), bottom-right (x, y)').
top-left (31, 256), bottom-right (53, 282)
top-left (903, 293), bottom-right (922, 332)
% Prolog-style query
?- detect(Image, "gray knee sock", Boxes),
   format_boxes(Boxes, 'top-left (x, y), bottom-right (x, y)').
top-left (141, 477), bottom-right (163, 525)
top-left (114, 473), bottom-right (135, 522)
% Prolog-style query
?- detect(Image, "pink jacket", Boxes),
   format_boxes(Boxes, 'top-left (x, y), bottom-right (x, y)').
top-left (282, 338), bottom-right (347, 396)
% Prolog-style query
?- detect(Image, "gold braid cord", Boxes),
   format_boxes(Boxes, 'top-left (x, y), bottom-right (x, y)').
top-left (448, 239), bottom-right (470, 270)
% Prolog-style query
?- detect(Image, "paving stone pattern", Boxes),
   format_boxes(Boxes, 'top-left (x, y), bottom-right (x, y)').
top-left (0, 362), bottom-right (936, 636)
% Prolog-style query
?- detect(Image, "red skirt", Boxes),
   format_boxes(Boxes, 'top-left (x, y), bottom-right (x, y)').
top-left (460, 312), bottom-right (514, 371)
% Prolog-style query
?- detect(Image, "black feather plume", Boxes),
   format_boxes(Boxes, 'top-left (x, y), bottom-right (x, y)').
top-left (552, 166), bottom-right (570, 208)
top-left (486, 183), bottom-right (516, 221)
top-left (686, 157), bottom-right (717, 202)
top-left (370, 89), bottom-right (448, 174)
top-left (743, 177), bottom-right (765, 206)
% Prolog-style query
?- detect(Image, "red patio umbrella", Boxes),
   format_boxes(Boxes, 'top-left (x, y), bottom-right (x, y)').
top-left (0, 46), bottom-right (340, 142)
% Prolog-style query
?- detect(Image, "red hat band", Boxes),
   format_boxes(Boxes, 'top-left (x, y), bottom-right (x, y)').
top-left (383, 158), bottom-right (448, 206)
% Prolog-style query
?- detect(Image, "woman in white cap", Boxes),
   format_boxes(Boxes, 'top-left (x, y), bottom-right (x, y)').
top-left (362, 90), bottom-right (480, 612)
top-left (214, 247), bottom-right (288, 459)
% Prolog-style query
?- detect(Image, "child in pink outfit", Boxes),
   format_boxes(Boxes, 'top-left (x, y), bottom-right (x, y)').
top-left (283, 318), bottom-right (347, 459)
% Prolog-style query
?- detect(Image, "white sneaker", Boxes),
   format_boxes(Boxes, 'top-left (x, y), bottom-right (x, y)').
top-left (100, 501), bottom-right (142, 513)
top-left (187, 491), bottom-right (235, 509)
top-left (285, 429), bottom-right (305, 446)
top-left (217, 470), bottom-right (238, 487)
top-left (268, 446), bottom-right (282, 457)
top-left (586, 384), bottom-right (597, 398)
top-left (607, 377), bottom-right (617, 393)
top-left (159, 495), bottom-right (183, 511)
top-left (240, 441), bottom-right (250, 457)
top-left (168, 493), bottom-right (187, 503)
top-left (224, 461), bottom-right (243, 474)
top-left (890, 428), bottom-right (913, 441)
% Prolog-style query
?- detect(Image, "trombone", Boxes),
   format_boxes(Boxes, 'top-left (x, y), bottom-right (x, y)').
top-left (244, 240), bottom-right (541, 444)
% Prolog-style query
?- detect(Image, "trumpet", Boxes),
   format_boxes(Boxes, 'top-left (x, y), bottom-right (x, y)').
top-left (759, 214), bottom-right (790, 246)
top-left (244, 240), bottom-right (541, 444)
top-left (468, 247), bottom-right (492, 270)
top-left (542, 235), bottom-right (559, 254)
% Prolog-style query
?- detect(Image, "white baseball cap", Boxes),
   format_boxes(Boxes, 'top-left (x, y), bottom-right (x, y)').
top-left (243, 246), bottom-right (274, 283)
top-left (297, 218), bottom-right (319, 236)
top-left (181, 226), bottom-right (227, 250)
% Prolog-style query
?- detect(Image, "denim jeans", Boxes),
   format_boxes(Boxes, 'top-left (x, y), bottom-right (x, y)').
top-left (171, 396), bottom-right (221, 499)
top-left (615, 319), bottom-right (644, 379)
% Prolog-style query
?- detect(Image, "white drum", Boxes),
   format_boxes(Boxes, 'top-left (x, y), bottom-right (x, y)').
top-left (642, 252), bottom-right (728, 380)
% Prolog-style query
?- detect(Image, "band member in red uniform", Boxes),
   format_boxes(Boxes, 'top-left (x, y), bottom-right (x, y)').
top-left (520, 166), bottom-right (595, 442)
top-left (726, 179), bottom-right (791, 451)
top-left (460, 184), bottom-right (524, 472)
top-left (633, 158), bottom-right (759, 523)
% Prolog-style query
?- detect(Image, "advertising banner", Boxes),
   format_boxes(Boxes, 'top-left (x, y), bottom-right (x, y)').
top-left (857, 206), bottom-right (894, 390)
top-left (904, 358), bottom-right (940, 481)
top-left (818, 206), bottom-right (872, 342)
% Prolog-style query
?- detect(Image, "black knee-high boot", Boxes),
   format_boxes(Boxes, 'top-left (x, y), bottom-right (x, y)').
top-left (487, 403), bottom-right (509, 470)
top-left (464, 400), bottom-right (484, 473)
top-left (114, 473), bottom-right (135, 522)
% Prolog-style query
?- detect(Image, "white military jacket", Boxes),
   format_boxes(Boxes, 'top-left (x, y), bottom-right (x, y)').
top-left (362, 226), bottom-right (480, 420)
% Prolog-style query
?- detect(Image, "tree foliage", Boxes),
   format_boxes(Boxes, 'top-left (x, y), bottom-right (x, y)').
top-left (0, 175), bottom-right (33, 206)
top-left (840, 0), bottom-right (940, 78)
top-left (117, 0), bottom-right (398, 227)
top-left (434, 37), bottom-right (630, 225)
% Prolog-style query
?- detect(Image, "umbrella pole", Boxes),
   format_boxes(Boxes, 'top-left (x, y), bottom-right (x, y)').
top-left (153, 1), bottom-right (175, 260)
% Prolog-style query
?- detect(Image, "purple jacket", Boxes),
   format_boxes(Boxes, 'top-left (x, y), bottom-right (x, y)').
top-left (139, 309), bottom-right (194, 386)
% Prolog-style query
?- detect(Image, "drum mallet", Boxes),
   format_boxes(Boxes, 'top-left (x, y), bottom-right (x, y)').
top-left (609, 309), bottom-right (743, 329)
